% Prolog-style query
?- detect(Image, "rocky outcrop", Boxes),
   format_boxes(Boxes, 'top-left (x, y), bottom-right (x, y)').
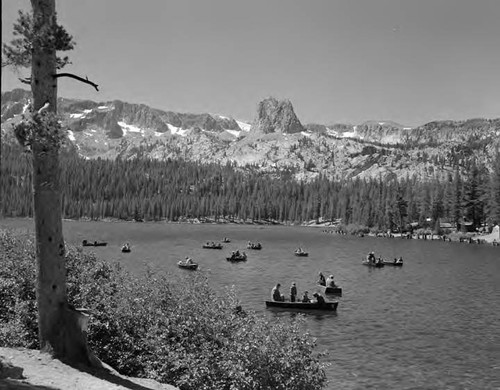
top-left (250, 97), bottom-right (304, 134)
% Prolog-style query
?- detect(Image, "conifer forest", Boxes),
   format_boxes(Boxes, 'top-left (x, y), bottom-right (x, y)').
top-left (2, 143), bottom-right (500, 232)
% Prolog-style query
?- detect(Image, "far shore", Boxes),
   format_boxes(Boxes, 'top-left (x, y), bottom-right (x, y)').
top-left (1, 216), bottom-right (499, 246)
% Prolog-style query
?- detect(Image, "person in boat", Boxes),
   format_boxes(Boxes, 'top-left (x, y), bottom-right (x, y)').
top-left (393, 257), bottom-right (398, 264)
top-left (235, 250), bottom-right (240, 257)
top-left (376, 257), bottom-right (383, 265)
top-left (326, 274), bottom-right (336, 288)
top-left (397, 256), bottom-right (403, 264)
top-left (272, 283), bottom-right (284, 302)
top-left (367, 251), bottom-right (376, 263)
top-left (318, 272), bottom-right (326, 286)
top-left (313, 292), bottom-right (326, 306)
top-left (301, 291), bottom-right (311, 303)
top-left (290, 282), bottom-right (297, 302)
top-left (185, 256), bottom-right (194, 265)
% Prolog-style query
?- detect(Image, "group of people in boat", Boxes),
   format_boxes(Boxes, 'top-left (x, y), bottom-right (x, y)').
top-left (229, 250), bottom-right (247, 260)
top-left (271, 282), bottom-right (325, 305)
top-left (121, 242), bottom-right (131, 252)
top-left (317, 272), bottom-right (337, 287)
top-left (366, 252), bottom-right (403, 265)
top-left (183, 256), bottom-right (195, 265)
top-left (247, 241), bottom-right (262, 249)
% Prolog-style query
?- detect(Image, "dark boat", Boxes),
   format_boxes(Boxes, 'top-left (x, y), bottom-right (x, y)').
top-left (226, 253), bottom-right (247, 262)
top-left (121, 244), bottom-right (131, 253)
top-left (222, 238), bottom-right (231, 243)
top-left (318, 284), bottom-right (342, 296)
top-left (265, 300), bottom-right (338, 311)
top-left (294, 250), bottom-right (308, 257)
top-left (177, 261), bottom-right (198, 270)
top-left (383, 260), bottom-right (403, 267)
top-left (202, 243), bottom-right (223, 249)
top-left (247, 242), bottom-right (262, 250)
top-left (362, 260), bottom-right (384, 268)
top-left (82, 240), bottom-right (107, 247)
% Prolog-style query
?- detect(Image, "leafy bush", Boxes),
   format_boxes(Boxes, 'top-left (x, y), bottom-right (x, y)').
top-left (0, 230), bottom-right (327, 389)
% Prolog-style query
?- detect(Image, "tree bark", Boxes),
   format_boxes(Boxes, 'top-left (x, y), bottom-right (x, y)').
top-left (31, 0), bottom-right (93, 366)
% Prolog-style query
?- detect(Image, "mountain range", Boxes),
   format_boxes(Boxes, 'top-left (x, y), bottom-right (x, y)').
top-left (2, 89), bottom-right (499, 182)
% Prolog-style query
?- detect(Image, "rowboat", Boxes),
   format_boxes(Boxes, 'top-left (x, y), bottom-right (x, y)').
top-left (318, 284), bottom-right (342, 296)
top-left (294, 250), bottom-right (308, 257)
top-left (177, 261), bottom-right (198, 270)
top-left (362, 260), bottom-right (384, 267)
top-left (383, 260), bottom-right (403, 267)
top-left (247, 242), bottom-right (262, 250)
top-left (82, 240), bottom-right (107, 247)
top-left (202, 243), bottom-right (223, 249)
top-left (226, 253), bottom-right (247, 262)
top-left (265, 300), bottom-right (338, 311)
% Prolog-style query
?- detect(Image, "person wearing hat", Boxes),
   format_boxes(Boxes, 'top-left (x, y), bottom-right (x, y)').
top-left (326, 274), bottom-right (336, 288)
top-left (318, 272), bottom-right (326, 286)
top-left (290, 282), bottom-right (297, 302)
top-left (301, 290), bottom-right (311, 303)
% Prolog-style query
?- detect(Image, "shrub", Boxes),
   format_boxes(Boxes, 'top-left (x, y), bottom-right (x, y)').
top-left (0, 230), bottom-right (327, 390)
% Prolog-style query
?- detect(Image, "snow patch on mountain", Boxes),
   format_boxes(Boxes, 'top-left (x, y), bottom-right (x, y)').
top-left (236, 120), bottom-right (251, 132)
top-left (226, 129), bottom-right (241, 137)
top-left (67, 130), bottom-right (76, 141)
top-left (70, 113), bottom-right (85, 119)
top-left (118, 121), bottom-right (144, 136)
top-left (168, 124), bottom-right (188, 137)
top-left (301, 131), bottom-right (312, 137)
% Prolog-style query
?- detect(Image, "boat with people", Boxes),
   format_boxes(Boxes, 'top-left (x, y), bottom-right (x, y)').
top-left (383, 258), bottom-right (404, 267)
top-left (177, 259), bottom-right (198, 270)
top-left (82, 240), bottom-right (107, 247)
top-left (294, 248), bottom-right (308, 257)
top-left (247, 241), bottom-right (262, 250)
top-left (317, 284), bottom-right (343, 296)
top-left (222, 237), bottom-right (231, 243)
top-left (362, 260), bottom-right (384, 267)
top-left (226, 251), bottom-right (247, 262)
top-left (121, 243), bottom-right (131, 253)
top-left (202, 242), bottom-right (223, 249)
top-left (265, 300), bottom-right (338, 311)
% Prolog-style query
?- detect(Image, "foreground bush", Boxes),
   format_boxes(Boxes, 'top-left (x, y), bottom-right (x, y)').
top-left (0, 230), bottom-right (327, 389)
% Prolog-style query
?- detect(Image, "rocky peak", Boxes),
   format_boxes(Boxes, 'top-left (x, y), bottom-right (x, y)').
top-left (250, 97), bottom-right (304, 134)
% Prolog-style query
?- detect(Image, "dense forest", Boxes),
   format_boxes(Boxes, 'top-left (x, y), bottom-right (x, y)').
top-left (2, 143), bottom-right (500, 232)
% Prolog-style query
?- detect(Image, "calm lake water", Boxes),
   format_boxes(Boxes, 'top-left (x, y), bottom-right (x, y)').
top-left (2, 218), bottom-right (500, 389)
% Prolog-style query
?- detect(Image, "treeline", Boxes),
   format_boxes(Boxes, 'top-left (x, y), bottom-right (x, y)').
top-left (2, 143), bottom-right (500, 230)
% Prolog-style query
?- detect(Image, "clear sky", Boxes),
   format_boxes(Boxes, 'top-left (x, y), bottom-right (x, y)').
top-left (2, 0), bottom-right (499, 126)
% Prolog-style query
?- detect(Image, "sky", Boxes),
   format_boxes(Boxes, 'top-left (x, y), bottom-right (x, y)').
top-left (2, 0), bottom-right (500, 127)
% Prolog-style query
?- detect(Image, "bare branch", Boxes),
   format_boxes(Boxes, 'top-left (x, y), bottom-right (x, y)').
top-left (53, 72), bottom-right (99, 91)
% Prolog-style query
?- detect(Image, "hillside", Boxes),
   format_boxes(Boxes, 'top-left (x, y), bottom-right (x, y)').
top-left (2, 89), bottom-right (499, 182)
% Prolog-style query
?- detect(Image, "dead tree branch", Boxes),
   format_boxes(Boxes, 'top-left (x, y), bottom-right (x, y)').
top-left (54, 73), bottom-right (99, 91)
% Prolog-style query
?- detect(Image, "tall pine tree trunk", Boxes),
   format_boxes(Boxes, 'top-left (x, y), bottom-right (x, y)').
top-left (31, 0), bottom-right (93, 366)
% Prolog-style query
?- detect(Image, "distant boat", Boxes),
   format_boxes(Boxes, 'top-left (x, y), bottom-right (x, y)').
top-left (318, 284), bottom-right (342, 296)
top-left (202, 243), bottom-right (223, 249)
top-left (222, 237), bottom-right (231, 243)
top-left (265, 300), bottom-right (338, 311)
top-left (82, 240), bottom-right (107, 247)
top-left (362, 260), bottom-right (384, 267)
top-left (294, 249), bottom-right (308, 257)
top-left (226, 252), bottom-right (247, 262)
top-left (177, 260), bottom-right (198, 270)
top-left (382, 260), bottom-right (403, 267)
top-left (121, 244), bottom-right (131, 253)
top-left (247, 242), bottom-right (262, 250)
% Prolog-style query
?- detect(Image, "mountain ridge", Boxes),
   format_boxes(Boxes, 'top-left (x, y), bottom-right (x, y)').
top-left (2, 89), bottom-right (499, 182)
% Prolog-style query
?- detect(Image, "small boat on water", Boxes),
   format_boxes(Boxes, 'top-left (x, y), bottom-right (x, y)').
top-left (226, 252), bottom-right (247, 262)
top-left (121, 243), bottom-right (131, 253)
top-left (177, 260), bottom-right (198, 270)
top-left (294, 249), bottom-right (308, 257)
top-left (222, 237), bottom-right (231, 243)
top-left (202, 242), bottom-right (223, 249)
top-left (383, 260), bottom-right (403, 267)
top-left (318, 284), bottom-right (342, 296)
top-left (247, 242), bottom-right (262, 250)
top-left (362, 260), bottom-right (384, 268)
top-left (82, 240), bottom-right (107, 247)
top-left (265, 300), bottom-right (338, 311)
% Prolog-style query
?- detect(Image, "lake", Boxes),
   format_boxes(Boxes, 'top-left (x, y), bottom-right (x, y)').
top-left (2, 218), bottom-right (500, 389)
